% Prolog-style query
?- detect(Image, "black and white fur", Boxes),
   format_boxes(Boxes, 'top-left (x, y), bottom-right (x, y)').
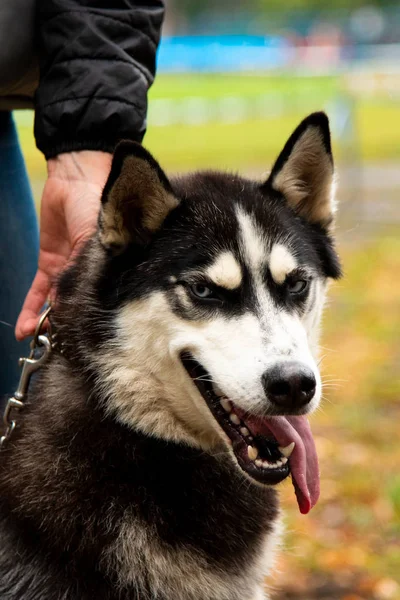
top-left (0, 112), bottom-right (341, 600)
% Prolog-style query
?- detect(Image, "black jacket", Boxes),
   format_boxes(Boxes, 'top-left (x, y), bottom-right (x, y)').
top-left (35, 0), bottom-right (164, 158)
top-left (0, 0), bottom-right (164, 158)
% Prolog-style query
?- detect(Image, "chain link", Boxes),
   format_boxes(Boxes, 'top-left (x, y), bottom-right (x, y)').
top-left (0, 308), bottom-right (53, 449)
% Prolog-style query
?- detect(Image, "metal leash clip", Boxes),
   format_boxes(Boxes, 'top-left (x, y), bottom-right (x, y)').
top-left (0, 307), bottom-right (53, 448)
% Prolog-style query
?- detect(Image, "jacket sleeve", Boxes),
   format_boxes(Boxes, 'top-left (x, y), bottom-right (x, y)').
top-left (34, 0), bottom-right (164, 159)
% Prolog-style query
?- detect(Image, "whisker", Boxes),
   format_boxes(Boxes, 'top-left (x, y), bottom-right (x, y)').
top-left (193, 376), bottom-right (214, 383)
top-left (322, 385), bottom-right (343, 390)
top-left (318, 345), bottom-right (337, 354)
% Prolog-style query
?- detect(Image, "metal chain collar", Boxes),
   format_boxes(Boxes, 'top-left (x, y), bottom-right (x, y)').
top-left (0, 307), bottom-right (54, 449)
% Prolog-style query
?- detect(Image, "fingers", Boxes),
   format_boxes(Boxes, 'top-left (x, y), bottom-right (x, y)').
top-left (15, 165), bottom-right (108, 342)
top-left (15, 270), bottom-right (51, 341)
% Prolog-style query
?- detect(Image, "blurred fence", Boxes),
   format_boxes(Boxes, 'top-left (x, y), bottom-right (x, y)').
top-left (144, 36), bottom-right (400, 234)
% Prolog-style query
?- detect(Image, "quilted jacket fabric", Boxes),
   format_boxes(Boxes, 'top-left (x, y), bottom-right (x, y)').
top-left (0, 0), bottom-right (164, 158)
top-left (35, 0), bottom-right (164, 158)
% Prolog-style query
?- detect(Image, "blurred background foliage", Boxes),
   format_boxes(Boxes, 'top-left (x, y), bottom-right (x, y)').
top-left (15, 0), bottom-right (400, 598)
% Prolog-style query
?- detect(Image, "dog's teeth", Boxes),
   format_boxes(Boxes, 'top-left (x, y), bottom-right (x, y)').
top-left (278, 442), bottom-right (295, 458)
top-left (262, 460), bottom-right (272, 469)
top-left (220, 398), bottom-right (232, 413)
top-left (240, 427), bottom-right (250, 437)
top-left (213, 383), bottom-right (224, 397)
top-left (274, 459), bottom-right (283, 468)
top-left (255, 459), bottom-right (263, 468)
top-left (281, 457), bottom-right (288, 465)
top-left (230, 413), bottom-right (240, 425)
top-left (247, 445), bottom-right (259, 461)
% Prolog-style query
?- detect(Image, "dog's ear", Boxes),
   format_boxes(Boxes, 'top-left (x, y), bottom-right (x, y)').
top-left (263, 112), bottom-right (335, 229)
top-left (99, 142), bottom-right (179, 252)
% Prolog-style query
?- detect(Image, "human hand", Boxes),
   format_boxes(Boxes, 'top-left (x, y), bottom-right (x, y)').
top-left (15, 150), bottom-right (112, 340)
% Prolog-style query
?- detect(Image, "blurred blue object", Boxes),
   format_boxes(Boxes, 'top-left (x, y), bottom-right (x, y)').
top-left (157, 35), bottom-right (291, 73)
top-left (157, 33), bottom-right (400, 74)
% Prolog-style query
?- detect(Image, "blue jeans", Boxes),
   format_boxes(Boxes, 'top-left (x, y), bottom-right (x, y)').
top-left (0, 112), bottom-right (39, 401)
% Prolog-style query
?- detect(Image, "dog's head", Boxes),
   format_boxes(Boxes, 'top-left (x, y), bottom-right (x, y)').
top-left (58, 112), bottom-right (341, 513)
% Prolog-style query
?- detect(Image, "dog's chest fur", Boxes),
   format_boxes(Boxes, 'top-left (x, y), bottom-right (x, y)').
top-left (0, 359), bottom-right (278, 600)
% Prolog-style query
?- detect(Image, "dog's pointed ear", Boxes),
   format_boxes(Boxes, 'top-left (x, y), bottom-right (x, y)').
top-left (263, 112), bottom-right (335, 229)
top-left (99, 142), bottom-right (179, 252)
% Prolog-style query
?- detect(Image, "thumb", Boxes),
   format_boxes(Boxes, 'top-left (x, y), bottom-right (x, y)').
top-left (15, 269), bottom-right (51, 341)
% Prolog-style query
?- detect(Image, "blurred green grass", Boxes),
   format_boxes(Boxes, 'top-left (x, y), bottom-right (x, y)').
top-left (15, 72), bottom-right (400, 599)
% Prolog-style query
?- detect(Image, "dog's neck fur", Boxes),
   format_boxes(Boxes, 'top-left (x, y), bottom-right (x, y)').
top-left (0, 353), bottom-right (278, 600)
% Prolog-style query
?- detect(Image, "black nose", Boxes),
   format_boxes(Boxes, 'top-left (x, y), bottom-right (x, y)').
top-left (262, 361), bottom-right (316, 411)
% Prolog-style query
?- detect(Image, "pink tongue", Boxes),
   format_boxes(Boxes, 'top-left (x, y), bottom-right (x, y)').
top-left (243, 414), bottom-right (320, 514)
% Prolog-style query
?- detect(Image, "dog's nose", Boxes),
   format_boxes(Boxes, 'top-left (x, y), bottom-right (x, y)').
top-left (262, 361), bottom-right (316, 411)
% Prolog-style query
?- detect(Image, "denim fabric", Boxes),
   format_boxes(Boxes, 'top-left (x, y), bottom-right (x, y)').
top-left (0, 112), bottom-right (39, 401)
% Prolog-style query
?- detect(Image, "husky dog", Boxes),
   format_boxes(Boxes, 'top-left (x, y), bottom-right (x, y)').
top-left (0, 112), bottom-right (341, 600)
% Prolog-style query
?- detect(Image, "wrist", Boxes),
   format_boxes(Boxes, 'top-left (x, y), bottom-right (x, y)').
top-left (47, 150), bottom-right (112, 186)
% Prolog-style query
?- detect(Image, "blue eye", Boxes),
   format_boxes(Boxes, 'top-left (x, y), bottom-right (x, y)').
top-left (190, 284), bottom-right (215, 299)
top-left (287, 279), bottom-right (309, 295)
